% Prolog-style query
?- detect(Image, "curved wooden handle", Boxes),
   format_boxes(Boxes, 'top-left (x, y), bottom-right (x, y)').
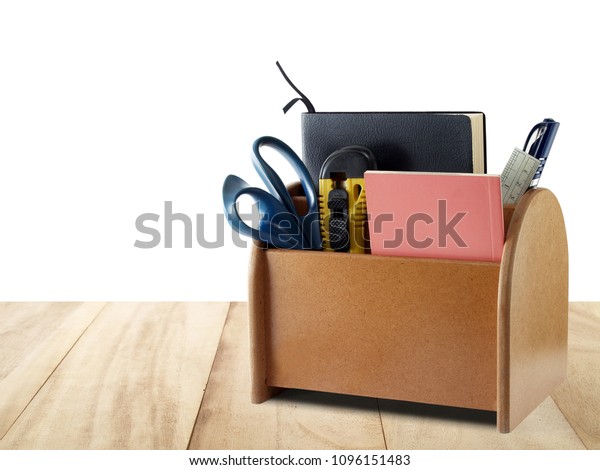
top-left (497, 188), bottom-right (569, 432)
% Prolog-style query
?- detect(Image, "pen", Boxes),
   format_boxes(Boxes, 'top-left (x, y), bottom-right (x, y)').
top-left (524, 118), bottom-right (560, 188)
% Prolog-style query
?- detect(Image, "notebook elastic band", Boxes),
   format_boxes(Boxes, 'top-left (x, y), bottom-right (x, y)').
top-left (276, 61), bottom-right (316, 114)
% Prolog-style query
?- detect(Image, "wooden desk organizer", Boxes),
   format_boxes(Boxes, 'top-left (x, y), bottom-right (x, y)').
top-left (248, 187), bottom-right (568, 433)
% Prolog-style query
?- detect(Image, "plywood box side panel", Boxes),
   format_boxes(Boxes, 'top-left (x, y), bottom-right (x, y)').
top-left (497, 188), bottom-right (568, 432)
top-left (248, 244), bottom-right (284, 403)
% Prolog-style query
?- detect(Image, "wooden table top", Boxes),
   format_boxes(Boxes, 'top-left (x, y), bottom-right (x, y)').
top-left (0, 302), bottom-right (598, 450)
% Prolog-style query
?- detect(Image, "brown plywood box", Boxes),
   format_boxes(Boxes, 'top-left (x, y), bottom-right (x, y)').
top-left (248, 187), bottom-right (568, 433)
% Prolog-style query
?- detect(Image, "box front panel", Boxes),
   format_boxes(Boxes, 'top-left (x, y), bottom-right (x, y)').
top-left (263, 250), bottom-right (499, 411)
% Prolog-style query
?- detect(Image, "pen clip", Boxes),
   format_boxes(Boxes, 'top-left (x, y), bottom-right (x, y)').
top-left (523, 122), bottom-right (547, 158)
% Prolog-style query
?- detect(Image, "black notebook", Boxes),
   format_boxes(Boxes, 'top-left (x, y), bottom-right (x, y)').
top-left (301, 112), bottom-right (486, 187)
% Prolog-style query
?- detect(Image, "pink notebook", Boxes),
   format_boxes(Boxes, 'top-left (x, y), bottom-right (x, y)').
top-left (365, 171), bottom-right (504, 262)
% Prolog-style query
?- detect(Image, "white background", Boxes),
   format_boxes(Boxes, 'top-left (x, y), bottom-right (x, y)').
top-left (1, 0), bottom-right (598, 301)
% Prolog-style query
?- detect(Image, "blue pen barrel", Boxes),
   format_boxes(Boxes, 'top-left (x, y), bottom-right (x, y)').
top-left (526, 118), bottom-right (560, 187)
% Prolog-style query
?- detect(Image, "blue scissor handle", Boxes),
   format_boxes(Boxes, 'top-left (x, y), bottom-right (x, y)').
top-left (251, 136), bottom-right (321, 249)
top-left (252, 136), bottom-right (318, 217)
top-left (223, 174), bottom-right (306, 249)
top-left (222, 137), bottom-right (322, 250)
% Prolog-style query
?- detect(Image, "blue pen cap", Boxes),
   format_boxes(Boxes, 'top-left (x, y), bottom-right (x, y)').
top-left (527, 118), bottom-right (560, 159)
top-left (526, 119), bottom-right (560, 188)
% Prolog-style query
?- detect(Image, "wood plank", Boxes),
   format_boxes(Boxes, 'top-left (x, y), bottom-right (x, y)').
top-left (379, 396), bottom-right (585, 449)
top-left (0, 302), bottom-right (228, 449)
top-left (0, 302), bottom-right (105, 438)
top-left (552, 302), bottom-right (600, 449)
top-left (189, 302), bottom-right (386, 450)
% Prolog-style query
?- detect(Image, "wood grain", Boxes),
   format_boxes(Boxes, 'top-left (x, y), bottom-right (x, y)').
top-left (0, 302), bottom-right (228, 450)
top-left (379, 396), bottom-right (585, 449)
top-left (552, 302), bottom-right (600, 449)
top-left (0, 302), bottom-right (105, 438)
top-left (1, 302), bottom-right (598, 449)
top-left (189, 302), bottom-right (386, 450)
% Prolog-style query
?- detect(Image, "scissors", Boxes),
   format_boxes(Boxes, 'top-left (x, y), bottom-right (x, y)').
top-left (223, 136), bottom-right (322, 250)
